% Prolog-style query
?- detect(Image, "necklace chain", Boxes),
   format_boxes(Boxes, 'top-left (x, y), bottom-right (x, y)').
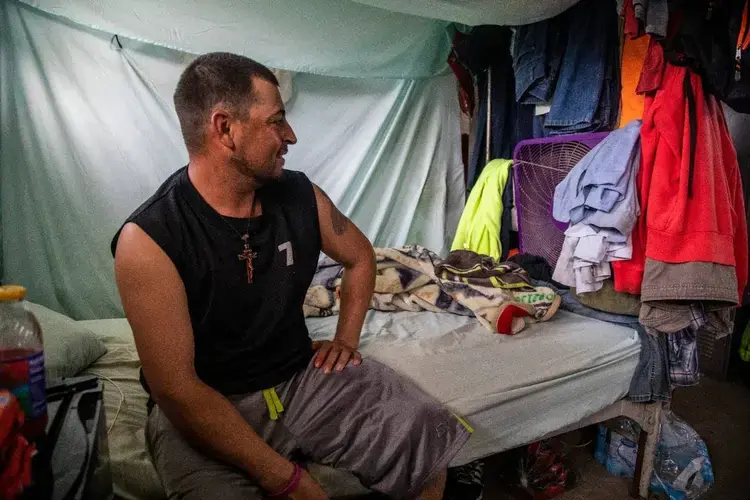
top-left (219, 196), bottom-right (259, 284)
top-left (218, 196), bottom-right (257, 241)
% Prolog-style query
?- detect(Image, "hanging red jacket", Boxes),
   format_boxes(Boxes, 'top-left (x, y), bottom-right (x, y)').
top-left (614, 63), bottom-right (749, 301)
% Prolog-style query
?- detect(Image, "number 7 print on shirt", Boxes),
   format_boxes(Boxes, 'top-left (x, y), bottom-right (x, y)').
top-left (278, 241), bottom-right (294, 266)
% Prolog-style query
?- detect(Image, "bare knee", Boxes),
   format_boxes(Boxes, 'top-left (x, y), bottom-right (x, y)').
top-left (419, 469), bottom-right (447, 500)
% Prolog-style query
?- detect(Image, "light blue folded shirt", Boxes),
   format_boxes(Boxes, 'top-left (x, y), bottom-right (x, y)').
top-left (553, 119), bottom-right (641, 242)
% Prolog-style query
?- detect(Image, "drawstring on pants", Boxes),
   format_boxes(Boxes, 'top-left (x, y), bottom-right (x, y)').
top-left (452, 413), bottom-right (475, 434)
top-left (263, 388), bottom-right (285, 421)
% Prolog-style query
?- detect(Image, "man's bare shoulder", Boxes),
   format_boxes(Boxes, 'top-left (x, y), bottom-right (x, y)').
top-left (114, 223), bottom-right (176, 278)
top-left (117, 222), bottom-right (155, 255)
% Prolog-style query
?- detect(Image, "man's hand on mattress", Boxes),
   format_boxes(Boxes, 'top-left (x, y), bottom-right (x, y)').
top-left (312, 339), bottom-right (362, 374)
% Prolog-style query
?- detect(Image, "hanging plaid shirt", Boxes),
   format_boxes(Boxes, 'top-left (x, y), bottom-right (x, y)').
top-left (666, 328), bottom-right (700, 386)
top-left (647, 306), bottom-right (705, 387)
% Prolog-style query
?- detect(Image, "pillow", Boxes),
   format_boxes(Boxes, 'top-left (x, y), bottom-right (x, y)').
top-left (23, 302), bottom-right (108, 384)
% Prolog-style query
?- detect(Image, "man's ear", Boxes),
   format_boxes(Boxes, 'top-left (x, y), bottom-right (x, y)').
top-left (210, 108), bottom-right (235, 150)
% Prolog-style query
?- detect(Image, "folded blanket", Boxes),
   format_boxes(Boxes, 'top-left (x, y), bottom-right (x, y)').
top-left (305, 246), bottom-right (561, 334)
top-left (436, 249), bottom-right (533, 290)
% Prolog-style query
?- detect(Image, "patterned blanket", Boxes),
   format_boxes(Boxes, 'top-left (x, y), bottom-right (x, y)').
top-left (304, 246), bottom-right (561, 334)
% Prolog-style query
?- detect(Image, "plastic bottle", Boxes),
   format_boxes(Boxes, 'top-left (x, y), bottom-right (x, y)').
top-left (0, 285), bottom-right (47, 440)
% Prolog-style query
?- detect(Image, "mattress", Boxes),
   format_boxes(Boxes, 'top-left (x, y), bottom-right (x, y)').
top-left (79, 310), bottom-right (640, 499)
top-left (308, 310), bottom-right (640, 464)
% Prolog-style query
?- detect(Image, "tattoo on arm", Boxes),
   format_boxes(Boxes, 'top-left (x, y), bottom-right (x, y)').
top-left (318, 188), bottom-right (349, 236)
top-left (331, 206), bottom-right (349, 236)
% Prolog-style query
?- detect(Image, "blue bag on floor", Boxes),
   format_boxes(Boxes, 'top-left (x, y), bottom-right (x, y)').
top-left (650, 412), bottom-right (714, 500)
top-left (594, 418), bottom-right (639, 478)
top-left (595, 412), bottom-right (714, 499)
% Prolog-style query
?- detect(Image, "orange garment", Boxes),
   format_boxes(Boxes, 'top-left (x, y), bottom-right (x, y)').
top-left (613, 64), bottom-right (749, 301)
top-left (619, 36), bottom-right (649, 127)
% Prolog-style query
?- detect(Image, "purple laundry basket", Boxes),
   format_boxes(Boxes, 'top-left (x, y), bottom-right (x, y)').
top-left (512, 132), bottom-right (610, 267)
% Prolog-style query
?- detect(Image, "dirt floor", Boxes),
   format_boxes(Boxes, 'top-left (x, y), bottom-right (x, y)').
top-left (482, 376), bottom-right (750, 500)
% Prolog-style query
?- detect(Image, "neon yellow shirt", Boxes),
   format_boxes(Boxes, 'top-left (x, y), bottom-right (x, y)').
top-left (740, 320), bottom-right (750, 363)
top-left (451, 159), bottom-right (512, 260)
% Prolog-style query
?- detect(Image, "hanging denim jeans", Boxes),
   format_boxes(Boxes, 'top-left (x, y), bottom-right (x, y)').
top-left (630, 324), bottom-right (672, 402)
top-left (512, 16), bottom-right (565, 105)
top-left (545, 0), bottom-right (618, 134)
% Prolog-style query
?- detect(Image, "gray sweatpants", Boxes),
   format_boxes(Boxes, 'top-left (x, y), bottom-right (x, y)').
top-left (146, 358), bottom-right (471, 499)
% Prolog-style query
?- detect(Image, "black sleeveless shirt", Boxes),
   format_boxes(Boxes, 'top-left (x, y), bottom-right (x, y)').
top-left (111, 167), bottom-right (320, 395)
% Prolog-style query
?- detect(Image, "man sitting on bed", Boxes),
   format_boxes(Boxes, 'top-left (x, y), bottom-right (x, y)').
top-left (112, 52), bottom-right (470, 500)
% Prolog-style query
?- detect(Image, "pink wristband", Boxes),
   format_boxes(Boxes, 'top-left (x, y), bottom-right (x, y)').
top-left (268, 463), bottom-right (302, 498)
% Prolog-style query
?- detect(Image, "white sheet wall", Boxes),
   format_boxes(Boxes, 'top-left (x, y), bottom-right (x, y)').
top-left (15, 0), bottom-right (581, 78)
top-left (0, 0), bottom-right (464, 319)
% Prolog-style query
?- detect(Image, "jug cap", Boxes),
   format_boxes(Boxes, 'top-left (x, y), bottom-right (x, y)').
top-left (0, 286), bottom-right (27, 302)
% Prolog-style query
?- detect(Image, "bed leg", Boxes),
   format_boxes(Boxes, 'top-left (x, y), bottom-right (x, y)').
top-left (630, 403), bottom-right (664, 499)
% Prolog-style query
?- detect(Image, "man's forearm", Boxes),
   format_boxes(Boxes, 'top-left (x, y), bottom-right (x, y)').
top-left (335, 254), bottom-right (376, 347)
top-left (155, 382), bottom-right (293, 492)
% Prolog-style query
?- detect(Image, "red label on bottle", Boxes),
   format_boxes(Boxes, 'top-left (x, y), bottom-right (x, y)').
top-left (0, 350), bottom-right (47, 420)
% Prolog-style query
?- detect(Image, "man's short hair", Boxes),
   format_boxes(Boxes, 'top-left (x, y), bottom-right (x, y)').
top-left (174, 52), bottom-right (279, 154)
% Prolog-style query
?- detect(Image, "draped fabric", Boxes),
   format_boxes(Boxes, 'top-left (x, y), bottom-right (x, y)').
top-left (352, 0), bottom-right (581, 27)
top-left (15, 0), bottom-right (455, 79)
top-left (15, 0), bottom-right (582, 79)
top-left (0, 0), bottom-right (464, 319)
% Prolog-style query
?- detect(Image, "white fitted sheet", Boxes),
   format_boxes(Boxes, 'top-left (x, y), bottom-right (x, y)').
top-left (307, 310), bottom-right (641, 464)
